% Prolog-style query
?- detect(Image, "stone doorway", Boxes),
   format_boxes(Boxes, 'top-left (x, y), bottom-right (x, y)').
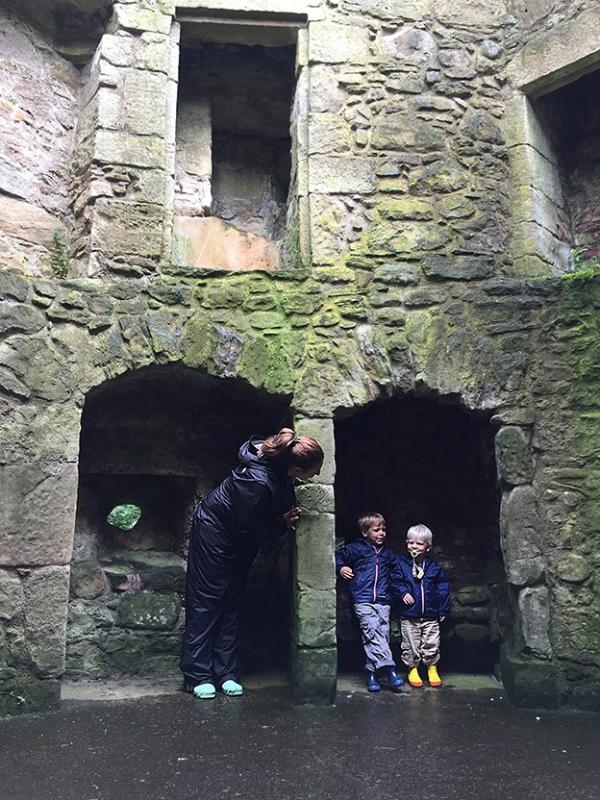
top-left (66, 365), bottom-right (292, 683)
top-left (334, 395), bottom-right (507, 677)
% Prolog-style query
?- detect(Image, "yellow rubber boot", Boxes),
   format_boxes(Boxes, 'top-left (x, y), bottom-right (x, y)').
top-left (427, 664), bottom-right (442, 687)
top-left (408, 667), bottom-right (423, 688)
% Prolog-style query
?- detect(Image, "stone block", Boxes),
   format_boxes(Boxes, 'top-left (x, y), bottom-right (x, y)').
top-left (0, 304), bottom-right (46, 337)
top-left (296, 483), bottom-right (334, 514)
top-left (308, 22), bottom-right (370, 65)
top-left (309, 156), bottom-right (376, 194)
top-left (500, 645), bottom-right (558, 708)
top-left (509, 144), bottom-right (564, 208)
top-left (378, 197), bottom-right (434, 221)
top-left (0, 570), bottom-right (24, 621)
top-left (454, 623), bottom-right (490, 643)
top-left (455, 585), bottom-right (490, 606)
top-left (555, 553), bottom-right (591, 584)
top-left (377, 26), bottom-right (435, 64)
top-left (92, 199), bottom-right (164, 258)
top-left (172, 217), bottom-right (280, 271)
top-left (309, 65), bottom-right (345, 113)
top-left (0, 463), bottom-right (78, 566)
top-left (518, 586), bottom-right (551, 658)
top-left (117, 591), bottom-right (181, 630)
top-left (291, 646), bottom-right (337, 704)
top-left (504, 95), bottom-right (556, 163)
top-left (308, 114), bottom-right (351, 155)
top-left (500, 486), bottom-right (544, 587)
top-left (373, 263), bottom-right (421, 285)
top-left (22, 566), bottom-right (70, 677)
top-left (121, 69), bottom-right (168, 136)
top-left (506, 7), bottom-right (600, 93)
top-left (354, 0), bottom-right (429, 21)
top-left (296, 588), bottom-right (336, 647)
top-left (0, 196), bottom-right (65, 248)
top-left (372, 115), bottom-right (445, 151)
top-left (408, 158), bottom-right (468, 194)
top-left (112, 3), bottom-right (172, 35)
top-left (435, 0), bottom-right (507, 26)
top-left (94, 129), bottom-right (165, 168)
top-left (294, 511), bottom-right (335, 591)
top-left (422, 255), bottom-right (494, 280)
top-left (295, 418), bottom-right (335, 485)
top-left (0, 271), bottom-right (28, 302)
top-left (495, 426), bottom-right (534, 485)
top-left (512, 220), bottom-right (571, 274)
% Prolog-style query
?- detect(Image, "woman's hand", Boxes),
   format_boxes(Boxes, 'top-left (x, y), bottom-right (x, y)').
top-left (339, 566), bottom-right (354, 580)
top-left (403, 593), bottom-right (415, 605)
top-left (283, 506), bottom-right (301, 531)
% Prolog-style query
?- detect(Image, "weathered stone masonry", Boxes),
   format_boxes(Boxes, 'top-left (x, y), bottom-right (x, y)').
top-left (1, 0), bottom-right (600, 715)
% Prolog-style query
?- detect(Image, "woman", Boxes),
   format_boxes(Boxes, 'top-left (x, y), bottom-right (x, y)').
top-left (181, 427), bottom-right (324, 699)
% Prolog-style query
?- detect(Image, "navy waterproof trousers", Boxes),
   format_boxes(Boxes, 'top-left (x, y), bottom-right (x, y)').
top-left (180, 507), bottom-right (258, 688)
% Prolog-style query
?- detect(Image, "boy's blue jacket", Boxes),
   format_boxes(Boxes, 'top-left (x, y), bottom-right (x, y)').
top-left (397, 554), bottom-right (450, 620)
top-left (335, 539), bottom-right (405, 605)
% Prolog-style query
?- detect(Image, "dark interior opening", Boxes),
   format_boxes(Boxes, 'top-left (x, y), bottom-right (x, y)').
top-left (68, 365), bottom-right (292, 681)
top-left (535, 70), bottom-right (600, 258)
top-left (176, 35), bottom-right (295, 242)
top-left (334, 395), bottom-right (505, 675)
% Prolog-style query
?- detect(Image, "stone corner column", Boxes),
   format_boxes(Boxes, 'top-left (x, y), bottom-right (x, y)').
top-left (291, 416), bottom-right (337, 703)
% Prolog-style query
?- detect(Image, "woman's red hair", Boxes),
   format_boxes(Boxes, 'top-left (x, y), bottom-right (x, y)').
top-left (260, 427), bottom-right (324, 469)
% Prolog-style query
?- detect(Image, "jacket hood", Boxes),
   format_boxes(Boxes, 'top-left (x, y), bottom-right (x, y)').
top-left (237, 436), bottom-right (284, 488)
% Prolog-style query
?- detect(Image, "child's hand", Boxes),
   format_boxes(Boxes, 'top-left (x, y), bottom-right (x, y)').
top-left (403, 593), bottom-right (415, 605)
top-left (339, 566), bottom-right (354, 580)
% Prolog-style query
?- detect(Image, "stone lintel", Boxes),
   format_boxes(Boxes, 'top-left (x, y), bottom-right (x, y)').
top-left (506, 7), bottom-right (600, 95)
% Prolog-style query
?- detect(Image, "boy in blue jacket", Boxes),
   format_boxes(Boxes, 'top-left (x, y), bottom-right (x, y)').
top-left (336, 512), bottom-right (404, 693)
top-left (398, 524), bottom-right (450, 688)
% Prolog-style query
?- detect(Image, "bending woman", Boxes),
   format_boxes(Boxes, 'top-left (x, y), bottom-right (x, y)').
top-left (181, 428), bottom-right (324, 699)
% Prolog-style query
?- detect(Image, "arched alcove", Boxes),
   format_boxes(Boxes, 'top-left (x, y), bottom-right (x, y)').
top-left (334, 394), bottom-right (507, 676)
top-left (66, 365), bottom-right (292, 682)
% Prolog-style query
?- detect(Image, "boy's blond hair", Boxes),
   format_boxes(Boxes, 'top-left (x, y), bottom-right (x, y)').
top-left (407, 523), bottom-right (433, 546)
top-left (358, 512), bottom-right (385, 534)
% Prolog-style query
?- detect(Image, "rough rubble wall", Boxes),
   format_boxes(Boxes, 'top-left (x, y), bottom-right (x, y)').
top-left (0, 0), bottom-right (600, 713)
top-left (0, 11), bottom-right (79, 276)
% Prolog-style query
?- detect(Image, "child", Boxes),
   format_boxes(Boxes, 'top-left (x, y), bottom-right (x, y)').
top-left (398, 524), bottom-right (450, 688)
top-left (336, 512), bottom-right (404, 692)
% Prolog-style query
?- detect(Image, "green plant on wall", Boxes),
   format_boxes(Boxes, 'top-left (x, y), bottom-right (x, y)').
top-left (563, 246), bottom-right (600, 282)
top-left (50, 229), bottom-right (69, 278)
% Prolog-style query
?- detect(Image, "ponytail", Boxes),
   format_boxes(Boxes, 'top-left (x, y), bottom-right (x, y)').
top-left (260, 427), bottom-right (324, 470)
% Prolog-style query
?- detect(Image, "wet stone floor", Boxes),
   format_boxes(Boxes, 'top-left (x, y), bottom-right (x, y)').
top-left (1, 677), bottom-right (600, 800)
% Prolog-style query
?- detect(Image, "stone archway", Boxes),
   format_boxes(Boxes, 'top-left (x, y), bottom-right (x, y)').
top-left (66, 364), bottom-right (292, 684)
top-left (334, 394), bottom-right (510, 679)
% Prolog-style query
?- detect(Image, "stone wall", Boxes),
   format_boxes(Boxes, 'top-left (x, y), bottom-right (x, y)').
top-left (0, 11), bottom-right (79, 277)
top-left (1, 0), bottom-right (600, 714)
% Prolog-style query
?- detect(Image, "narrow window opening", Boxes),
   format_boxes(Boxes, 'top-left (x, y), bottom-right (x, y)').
top-left (172, 22), bottom-right (298, 271)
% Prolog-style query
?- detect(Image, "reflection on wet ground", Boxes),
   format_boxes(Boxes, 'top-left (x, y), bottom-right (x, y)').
top-left (1, 680), bottom-right (599, 800)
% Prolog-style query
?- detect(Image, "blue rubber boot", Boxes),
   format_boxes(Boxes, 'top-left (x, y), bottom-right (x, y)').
top-left (366, 671), bottom-right (381, 692)
top-left (388, 666), bottom-right (404, 690)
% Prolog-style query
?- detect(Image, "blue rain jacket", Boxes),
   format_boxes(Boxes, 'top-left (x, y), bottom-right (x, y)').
top-left (396, 554), bottom-right (450, 620)
top-left (199, 436), bottom-right (295, 543)
top-left (335, 539), bottom-right (405, 606)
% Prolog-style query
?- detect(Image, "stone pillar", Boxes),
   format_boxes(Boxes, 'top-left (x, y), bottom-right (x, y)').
top-left (0, 457), bottom-right (78, 715)
top-left (291, 417), bottom-right (336, 703)
top-left (495, 423), bottom-right (557, 707)
top-left (72, 1), bottom-right (176, 277)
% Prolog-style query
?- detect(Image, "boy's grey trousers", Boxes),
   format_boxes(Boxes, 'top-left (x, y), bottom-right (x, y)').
top-left (354, 602), bottom-right (396, 672)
